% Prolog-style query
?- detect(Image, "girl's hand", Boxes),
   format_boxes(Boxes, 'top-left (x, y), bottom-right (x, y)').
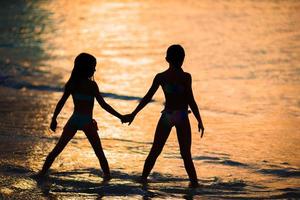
top-left (50, 118), bottom-right (57, 132)
top-left (198, 122), bottom-right (205, 138)
top-left (120, 115), bottom-right (126, 123)
top-left (127, 113), bottom-right (135, 125)
top-left (121, 114), bottom-right (135, 125)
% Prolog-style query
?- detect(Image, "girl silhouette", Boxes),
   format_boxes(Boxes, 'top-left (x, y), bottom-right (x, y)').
top-left (39, 53), bottom-right (123, 180)
top-left (124, 45), bottom-right (204, 187)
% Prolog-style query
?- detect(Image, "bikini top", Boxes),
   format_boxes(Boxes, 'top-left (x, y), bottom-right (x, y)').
top-left (162, 83), bottom-right (185, 95)
top-left (73, 93), bottom-right (94, 101)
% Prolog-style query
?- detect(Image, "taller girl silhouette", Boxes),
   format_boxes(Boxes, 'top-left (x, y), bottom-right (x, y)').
top-left (124, 45), bottom-right (204, 187)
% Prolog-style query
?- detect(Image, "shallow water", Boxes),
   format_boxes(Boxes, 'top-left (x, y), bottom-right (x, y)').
top-left (0, 0), bottom-right (300, 199)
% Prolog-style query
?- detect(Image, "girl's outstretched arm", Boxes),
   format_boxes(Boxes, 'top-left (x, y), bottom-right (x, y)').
top-left (93, 82), bottom-right (123, 120)
top-left (187, 74), bottom-right (205, 137)
top-left (50, 88), bottom-right (71, 131)
top-left (127, 74), bottom-right (160, 124)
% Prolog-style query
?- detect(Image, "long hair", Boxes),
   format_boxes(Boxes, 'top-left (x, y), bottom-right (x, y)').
top-left (65, 53), bottom-right (96, 92)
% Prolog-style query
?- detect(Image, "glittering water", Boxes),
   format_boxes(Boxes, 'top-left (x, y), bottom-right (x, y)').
top-left (0, 0), bottom-right (300, 199)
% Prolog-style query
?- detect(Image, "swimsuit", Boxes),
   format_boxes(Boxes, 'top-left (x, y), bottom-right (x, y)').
top-left (161, 109), bottom-right (190, 126)
top-left (64, 113), bottom-right (94, 130)
top-left (160, 82), bottom-right (190, 126)
top-left (64, 93), bottom-right (98, 131)
top-left (163, 83), bottom-right (185, 94)
top-left (72, 93), bottom-right (94, 101)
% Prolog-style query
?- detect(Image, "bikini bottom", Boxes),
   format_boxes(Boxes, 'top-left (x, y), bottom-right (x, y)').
top-left (64, 113), bottom-right (98, 131)
top-left (160, 109), bottom-right (190, 126)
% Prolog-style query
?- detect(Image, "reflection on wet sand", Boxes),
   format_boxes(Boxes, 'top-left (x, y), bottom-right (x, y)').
top-left (2, 164), bottom-right (298, 199)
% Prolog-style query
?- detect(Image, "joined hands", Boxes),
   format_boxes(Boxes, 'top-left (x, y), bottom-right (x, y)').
top-left (120, 113), bottom-right (135, 125)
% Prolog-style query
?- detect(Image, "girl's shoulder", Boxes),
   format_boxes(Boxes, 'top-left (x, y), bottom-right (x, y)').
top-left (88, 80), bottom-right (100, 93)
top-left (183, 72), bottom-right (192, 79)
top-left (88, 79), bottom-right (97, 86)
top-left (75, 80), bottom-right (98, 94)
top-left (79, 79), bottom-right (98, 89)
top-left (183, 72), bottom-right (192, 85)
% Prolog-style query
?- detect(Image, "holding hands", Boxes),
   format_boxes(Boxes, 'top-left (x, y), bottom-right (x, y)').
top-left (121, 113), bottom-right (136, 125)
top-left (120, 113), bottom-right (205, 139)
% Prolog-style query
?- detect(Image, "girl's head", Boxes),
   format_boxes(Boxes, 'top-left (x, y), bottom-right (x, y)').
top-left (166, 44), bottom-right (185, 68)
top-left (74, 53), bottom-right (97, 79)
top-left (66, 53), bottom-right (97, 91)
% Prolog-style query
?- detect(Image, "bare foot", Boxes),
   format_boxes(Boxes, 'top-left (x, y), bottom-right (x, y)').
top-left (103, 173), bottom-right (111, 181)
top-left (137, 176), bottom-right (148, 184)
top-left (31, 171), bottom-right (48, 180)
top-left (189, 181), bottom-right (199, 188)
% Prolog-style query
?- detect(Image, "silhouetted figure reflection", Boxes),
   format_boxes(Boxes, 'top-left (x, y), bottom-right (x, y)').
top-left (123, 45), bottom-right (204, 187)
top-left (39, 53), bottom-right (124, 180)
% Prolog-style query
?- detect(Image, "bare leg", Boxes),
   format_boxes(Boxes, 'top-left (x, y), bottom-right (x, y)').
top-left (83, 125), bottom-right (110, 178)
top-left (40, 128), bottom-right (77, 175)
top-left (175, 117), bottom-right (198, 187)
top-left (141, 115), bottom-right (172, 180)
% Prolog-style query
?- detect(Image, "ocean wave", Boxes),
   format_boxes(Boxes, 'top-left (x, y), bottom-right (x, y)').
top-left (270, 187), bottom-right (300, 199)
top-left (258, 168), bottom-right (300, 178)
top-left (194, 156), bottom-right (249, 168)
top-left (210, 177), bottom-right (247, 190)
top-left (195, 155), bottom-right (300, 180)
top-left (0, 78), bottom-right (146, 101)
top-left (193, 155), bottom-right (223, 161)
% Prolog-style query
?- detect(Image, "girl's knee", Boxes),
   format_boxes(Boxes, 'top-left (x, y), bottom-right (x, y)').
top-left (48, 150), bottom-right (60, 158)
top-left (49, 144), bottom-right (67, 157)
top-left (95, 149), bottom-right (105, 158)
top-left (47, 151), bottom-right (57, 161)
top-left (149, 147), bottom-right (163, 157)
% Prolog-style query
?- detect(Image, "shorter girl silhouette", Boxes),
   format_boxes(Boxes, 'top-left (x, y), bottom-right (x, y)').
top-left (39, 53), bottom-right (123, 180)
top-left (124, 45), bottom-right (204, 187)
